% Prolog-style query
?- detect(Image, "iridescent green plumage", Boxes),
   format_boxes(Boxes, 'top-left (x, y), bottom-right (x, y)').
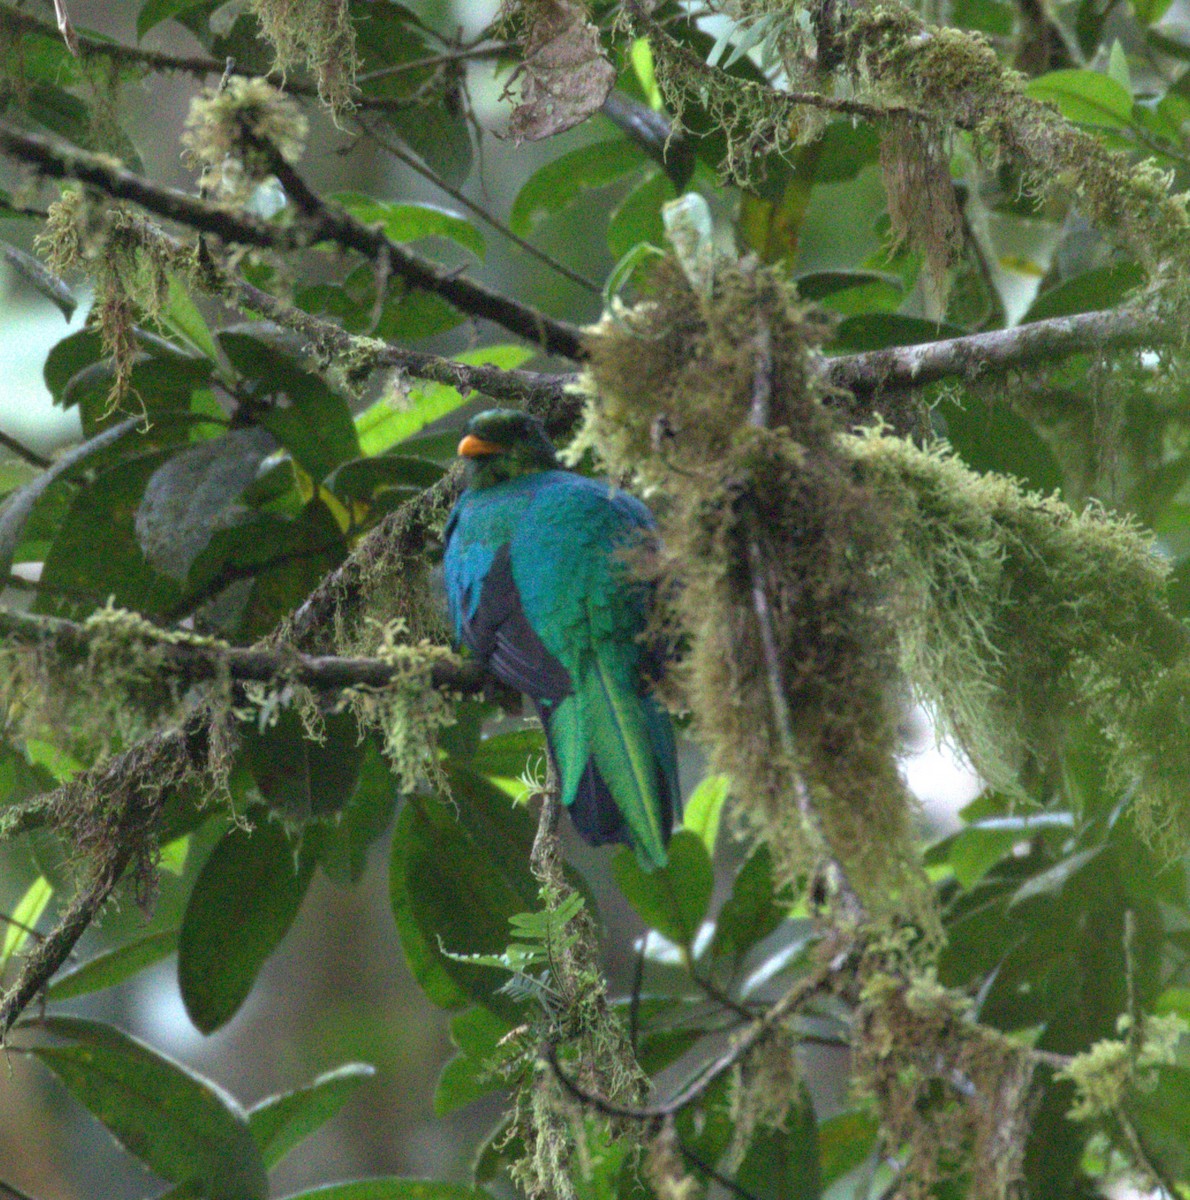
top-left (443, 411), bottom-right (679, 868)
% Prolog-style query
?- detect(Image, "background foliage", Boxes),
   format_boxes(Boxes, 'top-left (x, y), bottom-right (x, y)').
top-left (0, 0), bottom-right (1189, 1197)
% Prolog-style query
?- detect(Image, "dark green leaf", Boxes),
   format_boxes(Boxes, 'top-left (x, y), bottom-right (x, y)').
top-left (510, 140), bottom-right (645, 236)
top-left (241, 706), bottom-right (365, 821)
top-left (392, 773), bottom-right (539, 1018)
top-left (831, 314), bottom-right (967, 352)
top-left (219, 330), bottom-right (361, 481)
top-left (0, 240), bottom-right (75, 319)
top-left (467, 729), bottom-right (547, 779)
top-left (326, 454), bottom-right (445, 504)
top-left (434, 1007), bottom-right (514, 1116)
top-left (934, 395), bottom-right (1063, 494)
top-left (817, 1109), bottom-right (879, 1184)
top-left (309, 740), bottom-right (399, 887)
top-left (607, 168), bottom-right (675, 261)
top-left (138, 0), bottom-right (224, 39)
top-left (34, 447), bottom-right (185, 619)
top-left (613, 830), bottom-right (714, 947)
top-left (388, 803), bottom-right (471, 1011)
top-left (1127, 1065), bottom-right (1190, 1181)
top-left (178, 820), bottom-right (315, 1033)
top-left (1008, 847), bottom-right (1103, 908)
top-left (711, 843), bottom-right (790, 962)
top-left (47, 929), bottom-right (179, 1001)
top-left (1023, 262), bottom-right (1144, 322)
top-left (27, 1016), bottom-right (267, 1200)
top-left (734, 1092), bottom-right (820, 1200)
top-left (135, 428), bottom-right (276, 582)
top-left (249, 1063), bottom-right (376, 1169)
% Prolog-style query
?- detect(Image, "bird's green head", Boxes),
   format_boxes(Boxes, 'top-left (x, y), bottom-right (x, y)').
top-left (457, 409), bottom-right (559, 487)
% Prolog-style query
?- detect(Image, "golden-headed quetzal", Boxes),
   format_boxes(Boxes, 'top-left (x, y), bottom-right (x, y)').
top-left (443, 409), bottom-right (679, 869)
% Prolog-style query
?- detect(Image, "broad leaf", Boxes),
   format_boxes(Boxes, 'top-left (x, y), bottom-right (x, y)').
top-left (510, 140), bottom-right (645, 236)
top-left (27, 1016), bottom-right (267, 1200)
top-left (47, 929), bottom-right (179, 1001)
top-left (613, 830), bottom-right (714, 947)
top-left (178, 820), bottom-right (315, 1033)
top-left (249, 1063), bottom-right (376, 1169)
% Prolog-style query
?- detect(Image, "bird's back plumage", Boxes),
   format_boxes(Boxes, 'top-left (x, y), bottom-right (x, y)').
top-left (444, 470), bottom-right (678, 868)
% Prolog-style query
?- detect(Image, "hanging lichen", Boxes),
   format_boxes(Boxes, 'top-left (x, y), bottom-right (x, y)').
top-left (577, 255), bottom-right (933, 928)
top-left (849, 429), bottom-right (1190, 848)
top-left (854, 951), bottom-right (1037, 1200)
top-left (250, 0), bottom-right (358, 115)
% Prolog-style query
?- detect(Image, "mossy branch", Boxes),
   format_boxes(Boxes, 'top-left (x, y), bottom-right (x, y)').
top-left (0, 606), bottom-right (487, 695)
top-left (0, 122), bottom-right (583, 358)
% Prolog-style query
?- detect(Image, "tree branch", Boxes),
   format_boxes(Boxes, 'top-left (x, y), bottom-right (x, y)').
top-left (0, 123), bottom-right (584, 358)
top-left (0, 606), bottom-right (488, 695)
top-left (822, 304), bottom-right (1171, 400)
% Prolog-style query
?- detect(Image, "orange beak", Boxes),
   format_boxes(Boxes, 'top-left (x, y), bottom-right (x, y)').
top-left (457, 433), bottom-right (504, 458)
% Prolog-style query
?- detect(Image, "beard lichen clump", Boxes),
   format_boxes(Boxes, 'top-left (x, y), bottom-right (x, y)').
top-left (579, 256), bottom-right (931, 926)
top-left (849, 431), bottom-right (1190, 847)
top-left (855, 954), bottom-right (1036, 1200)
top-left (250, 0), bottom-right (358, 115)
top-left (182, 78), bottom-right (309, 204)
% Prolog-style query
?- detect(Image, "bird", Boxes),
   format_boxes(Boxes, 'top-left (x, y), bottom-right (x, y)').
top-left (443, 409), bottom-right (679, 869)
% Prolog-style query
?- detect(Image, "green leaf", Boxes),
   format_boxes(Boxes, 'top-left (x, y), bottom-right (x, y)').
top-left (1022, 262), bottom-right (1144, 322)
top-left (434, 1007), bottom-right (515, 1116)
top-left (682, 773), bottom-right (729, 855)
top-left (249, 1063), bottom-right (376, 1169)
top-left (1008, 847), bottom-right (1103, 908)
top-left (1025, 69), bottom-right (1135, 129)
top-left (0, 875), bottom-right (52, 970)
top-left (27, 1015), bottom-right (268, 1200)
top-left (817, 1109), bottom-right (879, 1184)
top-left (47, 929), bottom-right (179, 1001)
top-left (219, 330), bottom-right (361, 481)
top-left (612, 830), bottom-right (714, 947)
top-left (935, 395), bottom-right (1063, 494)
top-left (241, 706), bottom-right (365, 821)
top-left (178, 820), bottom-right (315, 1033)
top-left (34, 447), bottom-right (185, 619)
top-left (308, 740), bottom-right (399, 887)
top-left (831, 314), bottom-right (967, 352)
top-left (1126, 1065), bottom-right (1190, 1181)
top-left (467, 729), bottom-right (547, 780)
top-left (607, 169), bottom-right (675, 261)
top-left (326, 454), bottom-right (445, 504)
top-left (334, 195), bottom-right (484, 259)
top-left (510, 140), bottom-right (646, 236)
top-left (712, 843), bottom-right (790, 961)
top-left (391, 774), bottom-right (540, 1018)
top-left (356, 346), bottom-right (535, 456)
top-left (0, 418), bottom-right (135, 581)
top-left (135, 428), bottom-right (276, 583)
top-left (0, 240), bottom-right (75, 320)
top-left (276, 1182), bottom-right (492, 1200)
top-left (137, 0), bottom-right (216, 38)
top-left (160, 272), bottom-right (219, 359)
top-left (734, 1091), bottom-right (821, 1200)
top-left (388, 803), bottom-right (471, 1011)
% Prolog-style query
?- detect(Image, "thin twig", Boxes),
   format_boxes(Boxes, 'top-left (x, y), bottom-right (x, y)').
top-left (0, 913), bottom-right (45, 942)
top-left (0, 430), bottom-right (50, 470)
top-left (357, 115), bottom-right (603, 295)
top-left (544, 958), bottom-right (836, 1120)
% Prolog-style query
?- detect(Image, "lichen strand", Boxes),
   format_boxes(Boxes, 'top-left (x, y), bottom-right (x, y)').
top-left (879, 115), bottom-right (962, 309)
top-left (250, 0), bottom-right (358, 115)
top-left (644, 24), bottom-right (828, 186)
top-left (855, 959), bottom-right (1036, 1200)
top-left (846, 7), bottom-right (1190, 282)
top-left (182, 78), bottom-right (308, 203)
top-left (36, 192), bottom-right (191, 412)
top-left (849, 431), bottom-right (1190, 846)
top-left (580, 256), bottom-right (931, 925)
